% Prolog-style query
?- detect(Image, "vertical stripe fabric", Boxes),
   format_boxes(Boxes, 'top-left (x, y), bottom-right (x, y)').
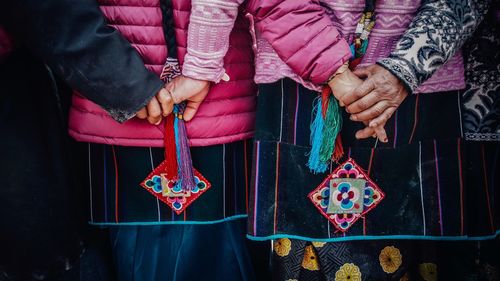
top-left (86, 140), bottom-right (252, 224)
top-left (248, 78), bottom-right (499, 240)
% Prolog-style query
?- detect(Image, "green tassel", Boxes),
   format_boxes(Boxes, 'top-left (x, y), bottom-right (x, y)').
top-left (319, 95), bottom-right (342, 163)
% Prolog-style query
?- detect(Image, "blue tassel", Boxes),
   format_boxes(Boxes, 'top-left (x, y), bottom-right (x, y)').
top-left (307, 97), bottom-right (328, 174)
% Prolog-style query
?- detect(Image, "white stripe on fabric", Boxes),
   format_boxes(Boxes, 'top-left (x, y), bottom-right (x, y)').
top-left (419, 141), bottom-right (427, 235)
top-left (457, 91), bottom-right (464, 138)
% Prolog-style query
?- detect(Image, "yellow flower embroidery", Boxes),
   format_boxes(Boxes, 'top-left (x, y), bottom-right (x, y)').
top-left (312, 242), bottom-right (326, 248)
top-left (273, 238), bottom-right (292, 257)
top-left (301, 245), bottom-right (320, 271)
top-left (379, 246), bottom-right (403, 273)
top-left (419, 263), bottom-right (437, 281)
top-left (335, 263), bottom-right (362, 281)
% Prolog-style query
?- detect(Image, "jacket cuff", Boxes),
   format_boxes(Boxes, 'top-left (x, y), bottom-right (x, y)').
top-left (377, 58), bottom-right (418, 94)
top-left (105, 79), bottom-right (164, 123)
top-left (182, 53), bottom-right (226, 83)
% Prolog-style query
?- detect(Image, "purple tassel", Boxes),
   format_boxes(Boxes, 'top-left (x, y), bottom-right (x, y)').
top-left (173, 104), bottom-right (196, 192)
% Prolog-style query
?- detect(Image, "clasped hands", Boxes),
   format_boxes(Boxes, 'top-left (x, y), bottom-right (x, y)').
top-left (328, 64), bottom-right (408, 142)
top-left (135, 64), bottom-right (408, 144)
top-left (136, 76), bottom-right (210, 125)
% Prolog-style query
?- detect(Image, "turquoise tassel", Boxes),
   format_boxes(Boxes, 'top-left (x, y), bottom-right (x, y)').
top-left (319, 95), bottom-right (342, 163)
top-left (307, 97), bottom-right (328, 174)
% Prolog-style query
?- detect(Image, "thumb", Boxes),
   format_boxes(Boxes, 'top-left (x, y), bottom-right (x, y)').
top-left (182, 88), bottom-right (209, 122)
top-left (183, 100), bottom-right (202, 122)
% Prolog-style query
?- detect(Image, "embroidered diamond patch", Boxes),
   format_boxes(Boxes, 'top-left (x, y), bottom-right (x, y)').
top-left (308, 158), bottom-right (384, 232)
top-left (140, 159), bottom-right (211, 215)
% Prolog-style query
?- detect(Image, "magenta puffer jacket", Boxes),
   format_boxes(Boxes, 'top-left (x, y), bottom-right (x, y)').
top-left (68, 0), bottom-right (256, 147)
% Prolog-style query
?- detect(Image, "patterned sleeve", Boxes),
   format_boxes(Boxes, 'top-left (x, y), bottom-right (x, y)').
top-left (377, 0), bottom-right (491, 93)
top-left (182, 0), bottom-right (245, 83)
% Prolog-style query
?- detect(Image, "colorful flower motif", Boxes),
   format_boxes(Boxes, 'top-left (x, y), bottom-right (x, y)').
top-left (166, 196), bottom-right (187, 211)
top-left (363, 186), bottom-right (380, 207)
top-left (335, 263), bottom-right (362, 281)
top-left (145, 175), bottom-right (163, 193)
top-left (379, 246), bottom-right (403, 273)
top-left (336, 162), bottom-right (360, 179)
top-left (273, 238), bottom-right (291, 257)
top-left (301, 245), bottom-right (320, 271)
top-left (331, 181), bottom-right (361, 210)
top-left (419, 263), bottom-right (437, 281)
top-left (191, 176), bottom-right (207, 193)
top-left (312, 186), bottom-right (330, 208)
top-left (312, 242), bottom-right (326, 248)
top-left (332, 213), bottom-right (357, 230)
top-left (308, 158), bottom-right (384, 233)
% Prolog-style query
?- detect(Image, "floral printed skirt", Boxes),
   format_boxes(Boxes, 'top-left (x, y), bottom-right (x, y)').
top-left (271, 238), bottom-right (499, 281)
top-left (250, 79), bottom-right (499, 280)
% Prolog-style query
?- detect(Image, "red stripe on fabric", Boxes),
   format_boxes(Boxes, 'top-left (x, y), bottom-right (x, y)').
top-left (457, 138), bottom-right (464, 235)
top-left (367, 148), bottom-right (375, 176)
top-left (111, 145), bottom-right (119, 223)
top-left (481, 144), bottom-right (495, 232)
top-left (408, 93), bottom-right (420, 144)
top-left (274, 142), bottom-right (280, 234)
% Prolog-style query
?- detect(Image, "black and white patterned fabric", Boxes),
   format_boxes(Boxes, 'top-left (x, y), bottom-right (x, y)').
top-left (461, 9), bottom-right (500, 141)
top-left (378, 0), bottom-right (491, 93)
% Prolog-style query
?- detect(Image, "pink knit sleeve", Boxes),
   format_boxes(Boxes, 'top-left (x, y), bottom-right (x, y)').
top-left (182, 0), bottom-right (245, 83)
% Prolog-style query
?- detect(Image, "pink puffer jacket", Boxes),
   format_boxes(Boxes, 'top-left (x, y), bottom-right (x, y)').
top-left (68, 0), bottom-right (256, 147)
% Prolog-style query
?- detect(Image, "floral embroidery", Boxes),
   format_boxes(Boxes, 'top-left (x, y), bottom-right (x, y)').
top-left (335, 263), bottom-right (362, 281)
top-left (308, 158), bottom-right (384, 233)
top-left (312, 242), bottom-right (326, 248)
top-left (191, 176), bottom-right (207, 193)
top-left (144, 175), bottom-right (163, 193)
top-left (166, 196), bottom-right (187, 211)
top-left (419, 263), bottom-right (437, 281)
top-left (363, 186), bottom-right (380, 207)
top-left (312, 186), bottom-right (330, 209)
top-left (330, 180), bottom-right (362, 212)
top-left (301, 245), bottom-right (320, 271)
top-left (332, 213), bottom-right (358, 230)
top-left (274, 238), bottom-right (292, 257)
top-left (379, 246), bottom-right (403, 273)
top-left (140, 160), bottom-right (211, 215)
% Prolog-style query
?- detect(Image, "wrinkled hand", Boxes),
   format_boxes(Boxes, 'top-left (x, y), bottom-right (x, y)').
top-left (136, 76), bottom-right (210, 124)
top-left (328, 69), bottom-right (388, 141)
top-left (339, 65), bottom-right (408, 142)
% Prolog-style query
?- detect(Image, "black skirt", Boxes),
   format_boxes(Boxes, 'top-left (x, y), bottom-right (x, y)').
top-left (248, 78), bottom-right (499, 280)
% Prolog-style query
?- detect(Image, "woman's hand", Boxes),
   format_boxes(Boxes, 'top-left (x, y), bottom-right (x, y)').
top-left (136, 76), bottom-right (210, 124)
top-left (328, 69), bottom-right (388, 142)
top-left (337, 65), bottom-right (408, 142)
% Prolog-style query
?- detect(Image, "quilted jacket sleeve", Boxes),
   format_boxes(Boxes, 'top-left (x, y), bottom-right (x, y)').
top-left (1, 0), bottom-right (164, 123)
top-left (246, 0), bottom-right (352, 84)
